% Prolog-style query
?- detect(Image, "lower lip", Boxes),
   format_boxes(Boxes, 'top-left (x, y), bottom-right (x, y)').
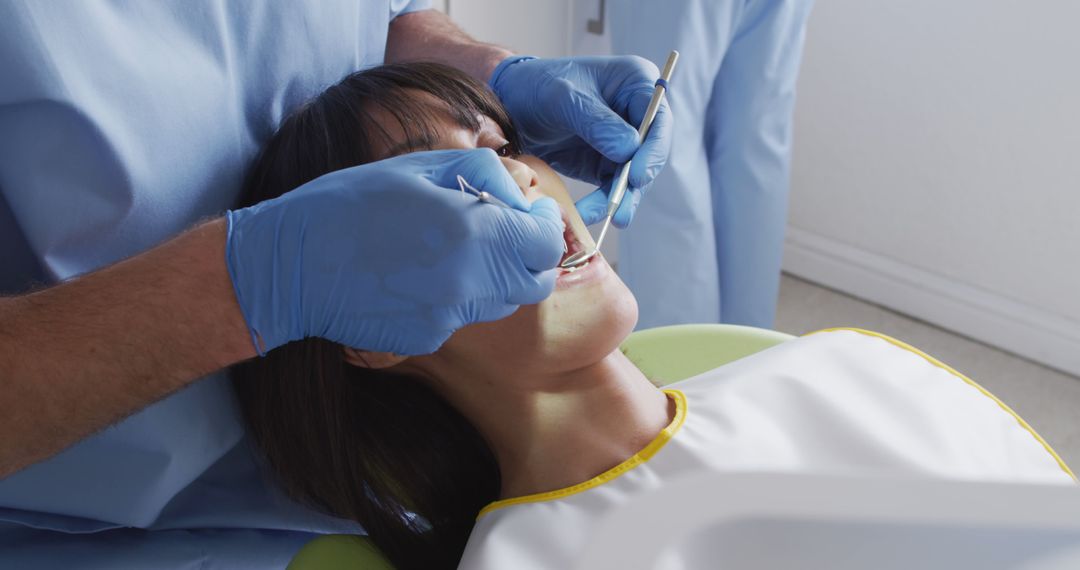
top-left (555, 254), bottom-right (608, 289)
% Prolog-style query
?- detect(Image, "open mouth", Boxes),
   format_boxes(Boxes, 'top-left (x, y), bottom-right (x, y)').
top-left (558, 210), bottom-right (591, 272)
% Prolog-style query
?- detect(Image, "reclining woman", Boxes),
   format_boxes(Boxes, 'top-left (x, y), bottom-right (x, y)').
top-left (230, 62), bottom-right (1075, 570)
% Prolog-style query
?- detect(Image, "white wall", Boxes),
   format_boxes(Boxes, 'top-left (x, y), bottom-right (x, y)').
top-left (785, 1), bottom-right (1080, 375)
top-left (447, 0), bottom-right (571, 58)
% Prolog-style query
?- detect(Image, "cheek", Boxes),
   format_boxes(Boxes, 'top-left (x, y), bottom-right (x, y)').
top-left (437, 306), bottom-right (545, 364)
top-left (435, 275), bottom-right (638, 372)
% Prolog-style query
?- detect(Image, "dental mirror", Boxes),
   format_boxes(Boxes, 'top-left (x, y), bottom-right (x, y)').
top-left (559, 221), bottom-right (612, 269)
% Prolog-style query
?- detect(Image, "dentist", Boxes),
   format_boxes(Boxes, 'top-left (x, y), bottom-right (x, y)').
top-left (0, 2), bottom-right (671, 568)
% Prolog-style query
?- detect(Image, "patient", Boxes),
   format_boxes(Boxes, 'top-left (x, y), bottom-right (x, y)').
top-left (231, 63), bottom-right (1074, 570)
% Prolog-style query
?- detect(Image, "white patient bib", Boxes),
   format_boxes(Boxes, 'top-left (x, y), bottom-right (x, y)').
top-left (457, 328), bottom-right (1075, 570)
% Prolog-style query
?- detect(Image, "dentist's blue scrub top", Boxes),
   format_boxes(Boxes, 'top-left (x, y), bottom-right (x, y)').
top-left (0, 1), bottom-right (429, 567)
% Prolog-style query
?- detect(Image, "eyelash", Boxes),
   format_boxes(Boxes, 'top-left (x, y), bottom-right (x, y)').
top-left (495, 142), bottom-right (520, 158)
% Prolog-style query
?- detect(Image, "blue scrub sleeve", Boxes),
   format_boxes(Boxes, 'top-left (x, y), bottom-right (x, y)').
top-left (391, 0), bottom-right (432, 18)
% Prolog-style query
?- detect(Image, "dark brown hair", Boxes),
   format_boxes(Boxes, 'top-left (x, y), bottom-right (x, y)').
top-left (230, 62), bottom-right (519, 569)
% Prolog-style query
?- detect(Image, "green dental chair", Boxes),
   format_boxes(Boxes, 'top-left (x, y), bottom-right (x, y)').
top-left (287, 324), bottom-right (796, 570)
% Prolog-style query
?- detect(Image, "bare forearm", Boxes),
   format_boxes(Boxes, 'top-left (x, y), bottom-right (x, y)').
top-left (386, 9), bottom-right (513, 83)
top-left (0, 218), bottom-right (255, 477)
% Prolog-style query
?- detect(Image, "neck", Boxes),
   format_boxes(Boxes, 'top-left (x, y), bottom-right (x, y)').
top-left (422, 350), bottom-right (673, 500)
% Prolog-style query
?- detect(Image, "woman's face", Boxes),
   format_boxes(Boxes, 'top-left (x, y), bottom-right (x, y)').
top-left (361, 90), bottom-right (638, 379)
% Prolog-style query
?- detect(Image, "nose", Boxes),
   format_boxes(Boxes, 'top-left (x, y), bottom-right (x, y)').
top-left (500, 157), bottom-right (541, 201)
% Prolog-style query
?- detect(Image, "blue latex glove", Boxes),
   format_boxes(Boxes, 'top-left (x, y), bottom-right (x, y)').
top-left (489, 55), bottom-right (673, 228)
top-left (225, 148), bottom-right (565, 356)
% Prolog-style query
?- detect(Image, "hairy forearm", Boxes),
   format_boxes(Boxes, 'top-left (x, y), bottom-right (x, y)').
top-left (0, 218), bottom-right (255, 477)
top-left (386, 9), bottom-right (513, 83)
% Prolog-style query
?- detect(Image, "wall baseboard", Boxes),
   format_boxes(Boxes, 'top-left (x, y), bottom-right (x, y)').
top-left (783, 227), bottom-right (1080, 378)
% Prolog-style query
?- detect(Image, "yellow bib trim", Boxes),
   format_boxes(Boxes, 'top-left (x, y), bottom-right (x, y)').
top-left (807, 327), bottom-right (1077, 482)
top-left (477, 389), bottom-right (688, 519)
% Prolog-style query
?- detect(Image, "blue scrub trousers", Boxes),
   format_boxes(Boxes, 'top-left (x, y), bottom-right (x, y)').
top-left (611, 0), bottom-right (814, 329)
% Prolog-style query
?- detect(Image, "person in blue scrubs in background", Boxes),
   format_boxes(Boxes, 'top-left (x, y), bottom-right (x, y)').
top-left (0, 2), bottom-right (670, 568)
top-left (611, 0), bottom-right (814, 329)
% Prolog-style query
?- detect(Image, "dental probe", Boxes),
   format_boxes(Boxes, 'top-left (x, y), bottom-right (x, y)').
top-left (560, 50), bottom-right (679, 269)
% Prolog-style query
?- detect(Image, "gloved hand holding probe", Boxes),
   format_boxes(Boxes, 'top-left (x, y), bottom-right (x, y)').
top-left (225, 148), bottom-right (565, 356)
top-left (489, 55), bottom-right (674, 228)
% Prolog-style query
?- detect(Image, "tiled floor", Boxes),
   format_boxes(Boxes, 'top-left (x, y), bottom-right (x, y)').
top-left (775, 273), bottom-right (1080, 472)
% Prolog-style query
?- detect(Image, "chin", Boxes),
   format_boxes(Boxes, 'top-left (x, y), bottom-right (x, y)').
top-left (534, 256), bottom-right (639, 369)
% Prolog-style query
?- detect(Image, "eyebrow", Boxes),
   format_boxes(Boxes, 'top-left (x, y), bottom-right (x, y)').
top-left (384, 134), bottom-right (439, 158)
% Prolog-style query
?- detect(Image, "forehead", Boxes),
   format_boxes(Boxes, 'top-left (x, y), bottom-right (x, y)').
top-left (365, 89), bottom-right (505, 159)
